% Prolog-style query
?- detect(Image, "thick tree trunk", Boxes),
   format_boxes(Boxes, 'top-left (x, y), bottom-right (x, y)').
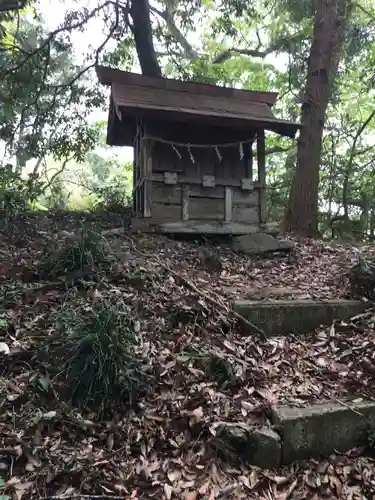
top-left (284, 0), bottom-right (350, 236)
top-left (130, 0), bottom-right (162, 77)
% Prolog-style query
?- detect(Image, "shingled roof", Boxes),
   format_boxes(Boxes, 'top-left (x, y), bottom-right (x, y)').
top-left (0, 0), bottom-right (25, 12)
top-left (96, 65), bottom-right (301, 146)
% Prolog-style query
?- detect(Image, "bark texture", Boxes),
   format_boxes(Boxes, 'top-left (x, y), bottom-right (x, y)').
top-left (284, 0), bottom-right (350, 236)
top-left (130, 0), bottom-right (162, 77)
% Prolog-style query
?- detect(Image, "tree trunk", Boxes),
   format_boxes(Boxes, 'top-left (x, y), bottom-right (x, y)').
top-left (369, 207), bottom-right (375, 243)
top-left (284, 0), bottom-right (350, 236)
top-left (130, 0), bottom-right (162, 77)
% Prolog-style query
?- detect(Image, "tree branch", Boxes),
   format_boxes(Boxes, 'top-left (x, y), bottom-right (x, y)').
top-left (150, 5), bottom-right (198, 59)
top-left (213, 47), bottom-right (272, 64)
top-left (0, 1), bottom-right (113, 79)
top-left (42, 156), bottom-right (73, 194)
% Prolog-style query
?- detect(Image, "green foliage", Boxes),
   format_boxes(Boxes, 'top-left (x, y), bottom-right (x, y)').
top-left (0, 164), bottom-right (43, 216)
top-left (36, 301), bottom-right (150, 415)
top-left (91, 176), bottom-right (132, 214)
top-left (0, 0), bottom-right (374, 239)
top-left (0, 16), bottom-right (102, 166)
top-left (37, 228), bottom-right (111, 279)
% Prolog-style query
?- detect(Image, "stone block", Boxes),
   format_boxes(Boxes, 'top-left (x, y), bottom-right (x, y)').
top-left (232, 233), bottom-right (293, 255)
top-left (248, 427), bottom-right (281, 469)
top-left (216, 424), bottom-right (281, 469)
top-left (272, 401), bottom-right (375, 464)
top-left (233, 299), bottom-right (367, 336)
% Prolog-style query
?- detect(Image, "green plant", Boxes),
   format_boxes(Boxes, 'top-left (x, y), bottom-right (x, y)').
top-left (0, 165), bottom-right (44, 216)
top-left (37, 227), bottom-right (111, 278)
top-left (178, 347), bottom-right (236, 385)
top-left (204, 356), bottom-right (235, 384)
top-left (36, 301), bottom-right (150, 415)
top-left (92, 176), bottom-right (132, 214)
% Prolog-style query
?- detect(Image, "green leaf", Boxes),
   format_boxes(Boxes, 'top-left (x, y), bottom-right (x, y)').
top-left (37, 377), bottom-right (50, 392)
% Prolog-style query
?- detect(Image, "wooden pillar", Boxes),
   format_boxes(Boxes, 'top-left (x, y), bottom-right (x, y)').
top-left (141, 124), bottom-right (153, 218)
top-left (244, 141), bottom-right (253, 180)
top-left (132, 126), bottom-right (139, 215)
top-left (182, 185), bottom-right (189, 220)
top-left (132, 150), bottom-right (137, 214)
top-left (143, 142), bottom-right (152, 218)
top-left (257, 129), bottom-right (267, 224)
top-left (225, 187), bottom-right (232, 222)
top-left (133, 122), bottom-right (143, 216)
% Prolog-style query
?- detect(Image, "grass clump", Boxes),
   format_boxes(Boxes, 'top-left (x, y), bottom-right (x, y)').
top-left (36, 300), bottom-right (150, 415)
top-left (368, 428), bottom-right (375, 450)
top-left (37, 227), bottom-right (111, 279)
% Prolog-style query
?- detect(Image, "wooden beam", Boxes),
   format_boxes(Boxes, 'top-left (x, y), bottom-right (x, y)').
top-left (257, 129), bottom-right (267, 224)
top-left (151, 173), bottom-right (263, 189)
top-left (225, 187), bottom-right (232, 222)
top-left (131, 219), bottom-right (280, 235)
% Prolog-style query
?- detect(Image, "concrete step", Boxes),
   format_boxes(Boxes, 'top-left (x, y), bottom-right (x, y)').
top-left (232, 299), bottom-right (368, 337)
top-left (218, 400), bottom-right (375, 469)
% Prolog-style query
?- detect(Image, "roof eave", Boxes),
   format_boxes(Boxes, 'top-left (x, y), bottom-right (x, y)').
top-left (115, 105), bottom-right (301, 138)
top-left (96, 65), bottom-right (279, 107)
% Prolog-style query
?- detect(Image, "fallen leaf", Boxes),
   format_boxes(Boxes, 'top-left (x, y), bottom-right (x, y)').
top-left (0, 342), bottom-right (10, 355)
top-left (167, 469), bottom-right (181, 483)
top-left (191, 406), bottom-right (204, 423)
top-left (164, 483), bottom-right (173, 500)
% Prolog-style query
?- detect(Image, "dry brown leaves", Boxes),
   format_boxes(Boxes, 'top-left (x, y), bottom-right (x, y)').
top-left (0, 218), bottom-right (375, 499)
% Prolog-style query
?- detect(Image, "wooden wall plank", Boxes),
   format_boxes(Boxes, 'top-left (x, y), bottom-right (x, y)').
top-left (152, 203), bottom-right (182, 221)
top-left (232, 189), bottom-right (259, 205)
top-left (189, 185), bottom-right (225, 198)
top-left (152, 184), bottom-right (181, 204)
top-left (189, 198), bottom-right (225, 220)
top-left (232, 206), bottom-right (260, 224)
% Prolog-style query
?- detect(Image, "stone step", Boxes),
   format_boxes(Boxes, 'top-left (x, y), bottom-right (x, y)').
top-left (232, 299), bottom-right (368, 337)
top-left (218, 400), bottom-right (375, 469)
top-left (273, 401), bottom-right (375, 464)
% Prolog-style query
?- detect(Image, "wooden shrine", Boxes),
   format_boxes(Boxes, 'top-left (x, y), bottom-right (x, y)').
top-left (96, 65), bottom-right (301, 234)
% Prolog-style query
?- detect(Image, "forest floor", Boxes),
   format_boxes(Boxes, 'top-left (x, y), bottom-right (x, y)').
top-left (1, 211), bottom-right (375, 500)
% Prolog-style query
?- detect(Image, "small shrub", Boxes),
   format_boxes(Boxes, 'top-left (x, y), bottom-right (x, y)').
top-left (203, 356), bottom-right (235, 384)
top-left (37, 227), bottom-right (111, 278)
top-left (92, 177), bottom-right (131, 214)
top-left (349, 255), bottom-right (375, 299)
top-left (36, 301), bottom-right (150, 415)
top-left (178, 347), bottom-right (235, 385)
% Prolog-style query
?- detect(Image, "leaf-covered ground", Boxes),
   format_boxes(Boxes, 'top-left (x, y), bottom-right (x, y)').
top-left (0, 212), bottom-right (375, 500)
